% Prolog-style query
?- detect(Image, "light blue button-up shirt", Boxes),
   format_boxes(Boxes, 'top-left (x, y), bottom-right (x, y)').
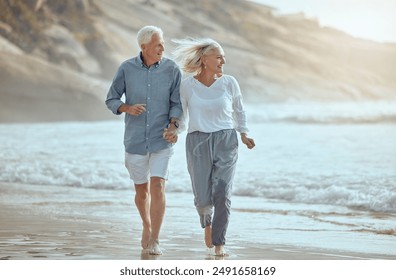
top-left (106, 53), bottom-right (182, 155)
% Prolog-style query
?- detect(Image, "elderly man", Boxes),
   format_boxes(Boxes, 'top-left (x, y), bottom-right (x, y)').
top-left (106, 25), bottom-right (182, 255)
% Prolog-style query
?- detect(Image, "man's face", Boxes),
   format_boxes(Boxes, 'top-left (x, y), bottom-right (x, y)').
top-left (141, 33), bottom-right (164, 65)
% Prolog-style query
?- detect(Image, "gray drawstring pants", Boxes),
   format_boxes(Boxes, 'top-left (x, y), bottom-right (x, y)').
top-left (186, 129), bottom-right (238, 246)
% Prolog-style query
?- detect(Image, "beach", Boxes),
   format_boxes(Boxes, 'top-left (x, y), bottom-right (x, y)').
top-left (1, 103), bottom-right (396, 261)
top-left (1, 2), bottom-right (395, 279)
top-left (0, 181), bottom-right (394, 260)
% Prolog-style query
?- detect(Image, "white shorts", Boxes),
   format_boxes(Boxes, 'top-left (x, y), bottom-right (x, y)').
top-left (125, 148), bottom-right (174, 184)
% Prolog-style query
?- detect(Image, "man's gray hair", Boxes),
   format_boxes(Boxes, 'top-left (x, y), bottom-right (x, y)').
top-left (137, 25), bottom-right (163, 47)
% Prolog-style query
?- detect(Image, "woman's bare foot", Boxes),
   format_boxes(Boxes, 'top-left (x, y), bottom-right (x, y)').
top-left (215, 245), bottom-right (228, 257)
top-left (204, 225), bottom-right (214, 248)
top-left (141, 225), bottom-right (151, 249)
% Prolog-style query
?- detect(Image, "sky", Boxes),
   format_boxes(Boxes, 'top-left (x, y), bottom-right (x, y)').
top-left (249, 0), bottom-right (396, 43)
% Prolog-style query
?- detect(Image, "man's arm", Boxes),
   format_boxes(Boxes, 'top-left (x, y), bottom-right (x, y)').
top-left (168, 66), bottom-right (183, 120)
top-left (105, 67), bottom-right (125, 115)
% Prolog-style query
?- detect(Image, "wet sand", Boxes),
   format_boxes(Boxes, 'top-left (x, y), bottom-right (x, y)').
top-left (0, 182), bottom-right (394, 260)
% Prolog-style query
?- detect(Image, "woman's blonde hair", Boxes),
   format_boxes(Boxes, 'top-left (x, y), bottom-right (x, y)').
top-left (172, 37), bottom-right (223, 74)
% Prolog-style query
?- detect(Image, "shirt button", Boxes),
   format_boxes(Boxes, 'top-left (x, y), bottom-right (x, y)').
top-left (148, 84), bottom-right (150, 87)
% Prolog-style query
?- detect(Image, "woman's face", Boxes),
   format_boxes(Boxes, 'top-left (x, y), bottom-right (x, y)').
top-left (203, 47), bottom-right (226, 75)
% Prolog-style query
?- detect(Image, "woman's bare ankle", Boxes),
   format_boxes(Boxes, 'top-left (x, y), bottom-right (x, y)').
top-left (215, 245), bottom-right (228, 257)
top-left (204, 225), bottom-right (214, 248)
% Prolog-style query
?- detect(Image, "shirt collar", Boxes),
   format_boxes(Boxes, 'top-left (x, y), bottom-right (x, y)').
top-left (139, 52), bottom-right (161, 68)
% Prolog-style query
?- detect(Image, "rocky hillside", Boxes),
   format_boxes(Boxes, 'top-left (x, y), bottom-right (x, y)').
top-left (1, 0), bottom-right (395, 122)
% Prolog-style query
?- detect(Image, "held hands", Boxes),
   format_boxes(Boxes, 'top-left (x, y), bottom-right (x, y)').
top-left (163, 127), bottom-right (178, 144)
top-left (241, 133), bottom-right (255, 149)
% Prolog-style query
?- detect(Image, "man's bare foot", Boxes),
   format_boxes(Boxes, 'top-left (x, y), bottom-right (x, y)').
top-left (215, 245), bottom-right (228, 257)
top-left (141, 225), bottom-right (151, 249)
top-left (204, 225), bottom-right (214, 248)
top-left (149, 239), bottom-right (163, 255)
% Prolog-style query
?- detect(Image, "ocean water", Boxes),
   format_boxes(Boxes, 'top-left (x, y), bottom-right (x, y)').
top-left (1, 102), bottom-right (395, 256)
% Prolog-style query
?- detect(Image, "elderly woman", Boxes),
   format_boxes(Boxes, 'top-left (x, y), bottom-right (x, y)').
top-left (172, 38), bottom-right (255, 256)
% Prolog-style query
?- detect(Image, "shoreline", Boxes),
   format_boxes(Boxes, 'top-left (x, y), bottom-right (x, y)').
top-left (0, 182), bottom-right (394, 260)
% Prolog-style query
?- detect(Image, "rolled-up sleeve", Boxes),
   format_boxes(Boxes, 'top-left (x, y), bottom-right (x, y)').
top-left (168, 67), bottom-right (183, 119)
top-left (105, 66), bottom-right (126, 115)
top-left (233, 95), bottom-right (249, 133)
top-left (230, 76), bottom-right (249, 133)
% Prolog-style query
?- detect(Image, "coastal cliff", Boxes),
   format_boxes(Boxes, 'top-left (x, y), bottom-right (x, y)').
top-left (1, 0), bottom-right (395, 122)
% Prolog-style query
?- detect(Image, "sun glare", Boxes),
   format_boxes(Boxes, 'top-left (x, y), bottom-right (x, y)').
top-left (249, 0), bottom-right (396, 43)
